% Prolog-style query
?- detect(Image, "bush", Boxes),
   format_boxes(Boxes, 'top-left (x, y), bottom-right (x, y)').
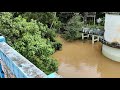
top-left (52, 40), bottom-right (62, 51)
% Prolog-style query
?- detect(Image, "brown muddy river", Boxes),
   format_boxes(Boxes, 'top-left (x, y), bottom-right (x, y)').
top-left (52, 35), bottom-right (120, 78)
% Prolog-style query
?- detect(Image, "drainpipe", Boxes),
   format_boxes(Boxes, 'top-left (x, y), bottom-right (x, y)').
top-left (50, 12), bottom-right (56, 29)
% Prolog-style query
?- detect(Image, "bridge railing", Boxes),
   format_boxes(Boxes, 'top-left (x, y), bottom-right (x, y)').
top-left (0, 36), bottom-right (61, 78)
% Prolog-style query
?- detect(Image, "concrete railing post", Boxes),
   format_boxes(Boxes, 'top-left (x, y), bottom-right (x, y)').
top-left (0, 36), bottom-right (5, 78)
top-left (0, 36), bottom-right (6, 42)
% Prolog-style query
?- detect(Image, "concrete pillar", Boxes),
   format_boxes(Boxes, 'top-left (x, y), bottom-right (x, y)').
top-left (92, 35), bottom-right (99, 44)
top-left (102, 14), bottom-right (120, 62)
top-left (82, 33), bottom-right (89, 40)
top-left (0, 36), bottom-right (5, 42)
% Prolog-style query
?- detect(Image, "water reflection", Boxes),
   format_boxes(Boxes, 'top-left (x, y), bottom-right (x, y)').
top-left (52, 35), bottom-right (120, 78)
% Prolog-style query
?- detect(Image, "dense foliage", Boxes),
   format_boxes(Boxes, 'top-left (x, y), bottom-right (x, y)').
top-left (57, 12), bottom-right (75, 23)
top-left (62, 13), bottom-right (84, 41)
top-left (0, 12), bottom-right (62, 74)
top-left (20, 12), bottom-right (62, 32)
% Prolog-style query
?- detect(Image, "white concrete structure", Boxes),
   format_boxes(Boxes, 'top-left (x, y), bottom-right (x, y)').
top-left (81, 33), bottom-right (100, 44)
top-left (102, 44), bottom-right (120, 62)
top-left (102, 14), bottom-right (120, 62)
top-left (82, 33), bottom-right (89, 40)
top-left (104, 14), bottom-right (120, 43)
top-left (92, 35), bottom-right (100, 44)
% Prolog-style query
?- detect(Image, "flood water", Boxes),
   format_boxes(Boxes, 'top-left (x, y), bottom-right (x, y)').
top-left (52, 35), bottom-right (120, 78)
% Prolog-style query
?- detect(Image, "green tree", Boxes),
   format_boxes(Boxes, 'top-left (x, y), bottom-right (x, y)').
top-left (0, 12), bottom-right (60, 75)
top-left (21, 12), bottom-right (62, 32)
top-left (62, 13), bottom-right (84, 41)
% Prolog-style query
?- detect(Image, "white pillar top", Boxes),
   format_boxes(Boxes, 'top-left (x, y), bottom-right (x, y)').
top-left (104, 14), bottom-right (120, 44)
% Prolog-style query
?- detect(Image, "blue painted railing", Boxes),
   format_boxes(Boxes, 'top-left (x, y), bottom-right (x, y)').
top-left (0, 36), bottom-right (5, 78)
top-left (0, 36), bottom-right (61, 78)
top-left (0, 63), bottom-right (4, 78)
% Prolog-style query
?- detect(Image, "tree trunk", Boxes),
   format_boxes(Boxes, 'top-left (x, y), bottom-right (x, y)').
top-left (50, 12), bottom-right (56, 29)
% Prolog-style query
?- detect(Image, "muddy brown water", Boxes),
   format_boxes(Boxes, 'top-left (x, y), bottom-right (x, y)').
top-left (52, 35), bottom-right (120, 78)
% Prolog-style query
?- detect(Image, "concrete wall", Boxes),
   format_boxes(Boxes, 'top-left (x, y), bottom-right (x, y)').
top-left (0, 36), bottom-right (62, 78)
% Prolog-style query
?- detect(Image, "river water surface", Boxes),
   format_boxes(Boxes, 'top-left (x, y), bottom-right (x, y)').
top-left (52, 35), bottom-right (120, 78)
